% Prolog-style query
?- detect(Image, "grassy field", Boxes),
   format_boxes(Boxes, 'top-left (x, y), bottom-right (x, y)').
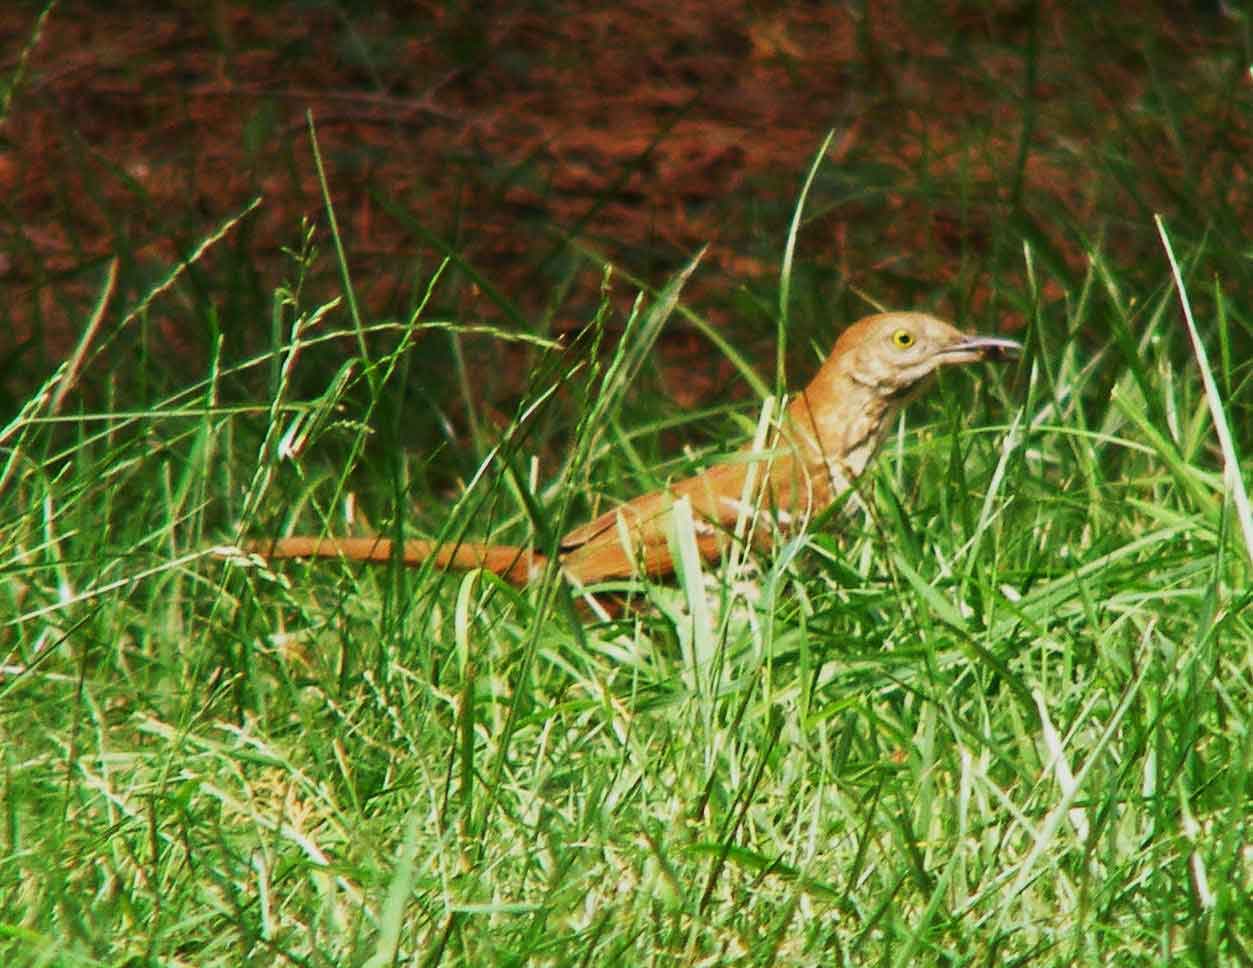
top-left (3, 5), bottom-right (1253, 966)
top-left (3, 189), bottom-right (1250, 964)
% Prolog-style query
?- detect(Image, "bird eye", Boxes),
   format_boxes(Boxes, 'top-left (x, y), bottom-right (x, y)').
top-left (891, 328), bottom-right (915, 348)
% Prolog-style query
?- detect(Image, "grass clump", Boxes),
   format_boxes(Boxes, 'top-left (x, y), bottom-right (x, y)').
top-left (1, 190), bottom-right (1249, 966)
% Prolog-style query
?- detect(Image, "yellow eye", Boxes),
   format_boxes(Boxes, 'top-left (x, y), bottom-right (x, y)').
top-left (891, 328), bottom-right (915, 349)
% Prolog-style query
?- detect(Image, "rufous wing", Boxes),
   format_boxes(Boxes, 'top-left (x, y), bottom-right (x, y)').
top-left (557, 452), bottom-right (811, 584)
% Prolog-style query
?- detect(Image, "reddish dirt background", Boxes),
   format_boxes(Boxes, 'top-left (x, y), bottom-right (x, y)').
top-left (1, 1), bottom-right (1248, 408)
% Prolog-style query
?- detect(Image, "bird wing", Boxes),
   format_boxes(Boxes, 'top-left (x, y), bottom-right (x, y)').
top-left (557, 460), bottom-right (748, 583)
top-left (558, 445), bottom-right (823, 584)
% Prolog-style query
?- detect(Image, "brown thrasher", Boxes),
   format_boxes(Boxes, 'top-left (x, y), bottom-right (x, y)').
top-left (244, 312), bottom-right (1019, 586)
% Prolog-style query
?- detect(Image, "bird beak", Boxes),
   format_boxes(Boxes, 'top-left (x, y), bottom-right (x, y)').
top-left (940, 334), bottom-right (1022, 363)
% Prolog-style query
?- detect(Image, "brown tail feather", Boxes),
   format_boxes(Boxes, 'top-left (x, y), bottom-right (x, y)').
top-left (243, 536), bottom-right (547, 586)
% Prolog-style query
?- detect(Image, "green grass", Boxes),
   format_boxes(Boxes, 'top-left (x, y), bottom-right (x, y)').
top-left (2, 195), bottom-right (1250, 965)
top-left (3, 6), bottom-right (1253, 963)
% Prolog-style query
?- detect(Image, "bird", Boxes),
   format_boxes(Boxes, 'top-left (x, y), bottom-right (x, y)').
top-left (243, 312), bottom-right (1019, 587)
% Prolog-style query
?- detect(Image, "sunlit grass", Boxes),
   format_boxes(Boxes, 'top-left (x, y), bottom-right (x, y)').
top-left (2, 4), bottom-right (1251, 960)
top-left (2, 195), bottom-right (1249, 964)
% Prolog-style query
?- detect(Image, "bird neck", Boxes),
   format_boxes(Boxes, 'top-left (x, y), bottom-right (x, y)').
top-left (785, 369), bottom-right (900, 486)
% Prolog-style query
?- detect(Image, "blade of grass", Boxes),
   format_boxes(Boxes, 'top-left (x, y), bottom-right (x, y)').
top-left (779, 130), bottom-right (837, 390)
top-left (307, 112), bottom-right (375, 395)
top-left (1155, 215), bottom-right (1253, 565)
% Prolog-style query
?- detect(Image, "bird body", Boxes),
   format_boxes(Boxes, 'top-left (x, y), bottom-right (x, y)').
top-left (245, 312), bottom-right (1018, 586)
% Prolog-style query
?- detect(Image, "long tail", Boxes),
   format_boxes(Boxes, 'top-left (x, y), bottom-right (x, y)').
top-left (243, 536), bottom-right (547, 586)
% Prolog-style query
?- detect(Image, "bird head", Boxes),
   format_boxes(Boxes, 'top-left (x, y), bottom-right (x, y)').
top-left (831, 312), bottom-right (1021, 401)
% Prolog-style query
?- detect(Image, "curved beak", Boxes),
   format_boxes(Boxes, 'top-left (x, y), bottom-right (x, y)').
top-left (940, 334), bottom-right (1022, 364)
